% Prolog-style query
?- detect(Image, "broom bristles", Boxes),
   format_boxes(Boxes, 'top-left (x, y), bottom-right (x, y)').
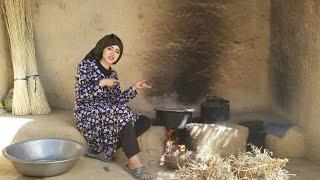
top-left (24, 0), bottom-right (51, 114)
top-left (12, 81), bottom-right (30, 115)
top-left (27, 77), bottom-right (51, 114)
top-left (3, 0), bottom-right (51, 115)
top-left (3, 0), bottom-right (31, 115)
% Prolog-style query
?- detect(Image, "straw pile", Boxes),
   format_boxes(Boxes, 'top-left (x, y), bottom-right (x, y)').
top-left (177, 153), bottom-right (234, 180)
top-left (2, 0), bottom-right (51, 115)
top-left (230, 145), bottom-right (292, 179)
top-left (2, 0), bottom-right (30, 115)
top-left (176, 145), bottom-right (294, 180)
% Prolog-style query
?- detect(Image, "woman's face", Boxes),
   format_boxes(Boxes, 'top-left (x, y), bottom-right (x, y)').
top-left (102, 45), bottom-right (120, 64)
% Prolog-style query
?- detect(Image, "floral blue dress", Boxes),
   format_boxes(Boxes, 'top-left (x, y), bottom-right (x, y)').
top-left (73, 58), bottom-right (139, 159)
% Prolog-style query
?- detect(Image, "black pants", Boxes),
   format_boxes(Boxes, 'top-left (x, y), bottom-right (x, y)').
top-left (117, 115), bottom-right (151, 158)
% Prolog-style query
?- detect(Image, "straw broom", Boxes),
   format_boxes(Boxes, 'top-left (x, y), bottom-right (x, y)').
top-left (24, 0), bottom-right (51, 114)
top-left (2, 0), bottom-right (30, 115)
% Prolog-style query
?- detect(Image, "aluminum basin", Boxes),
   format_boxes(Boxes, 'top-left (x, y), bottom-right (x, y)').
top-left (2, 138), bottom-right (85, 177)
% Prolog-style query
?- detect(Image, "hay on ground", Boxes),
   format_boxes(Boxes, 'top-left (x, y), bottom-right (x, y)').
top-left (175, 145), bottom-right (294, 180)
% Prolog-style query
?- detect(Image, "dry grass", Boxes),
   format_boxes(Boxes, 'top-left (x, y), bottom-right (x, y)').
top-left (230, 145), bottom-right (292, 179)
top-left (177, 153), bottom-right (234, 180)
top-left (175, 145), bottom-right (294, 180)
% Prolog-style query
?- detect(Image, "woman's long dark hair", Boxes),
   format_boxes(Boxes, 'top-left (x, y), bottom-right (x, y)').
top-left (85, 34), bottom-right (123, 64)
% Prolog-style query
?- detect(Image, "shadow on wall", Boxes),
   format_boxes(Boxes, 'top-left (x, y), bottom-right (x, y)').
top-left (142, 1), bottom-right (233, 104)
top-left (269, 0), bottom-right (304, 109)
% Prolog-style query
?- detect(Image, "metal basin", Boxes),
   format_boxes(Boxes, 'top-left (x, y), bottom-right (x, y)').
top-left (2, 138), bottom-right (85, 177)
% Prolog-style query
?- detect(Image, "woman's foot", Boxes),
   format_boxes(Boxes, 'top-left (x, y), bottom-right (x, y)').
top-left (124, 164), bottom-right (151, 180)
top-left (85, 147), bottom-right (114, 162)
top-left (127, 154), bottom-right (151, 179)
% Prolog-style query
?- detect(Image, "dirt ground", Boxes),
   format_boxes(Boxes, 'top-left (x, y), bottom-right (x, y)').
top-left (1, 110), bottom-right (320, 179)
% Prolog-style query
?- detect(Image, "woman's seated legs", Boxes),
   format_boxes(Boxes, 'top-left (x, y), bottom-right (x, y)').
top-left (134, 115), bottom-right (152, 137)
top-left (118, 115), bottom-right (152, 179)
top-left (117, 115), bottom-right (151, 150)
top-left (119, 122), bottom-right (140, 158)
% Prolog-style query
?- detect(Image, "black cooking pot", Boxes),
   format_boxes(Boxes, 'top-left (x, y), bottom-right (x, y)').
top-left (201, 95), bottom-right (230, 123)
top-left (154, 107), bottom-right (194, 129)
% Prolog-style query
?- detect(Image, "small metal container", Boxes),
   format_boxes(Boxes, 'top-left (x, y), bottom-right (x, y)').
top-left (154, 107), bottom-right (194, 129)
top-left (2, 138), bottom-right (85, 177)
top-left (201, 96), bottom-right (230, 123)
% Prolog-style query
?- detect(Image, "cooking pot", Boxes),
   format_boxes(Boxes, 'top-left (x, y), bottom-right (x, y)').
top-left (154, 107), bottom-right (194, 129)
top-left (201, 95), bottom-right (230, 123)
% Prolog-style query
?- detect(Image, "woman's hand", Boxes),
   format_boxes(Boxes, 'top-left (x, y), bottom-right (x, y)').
top-left (133, 80), bottom-right (152, 90)
top-left (99, 78), bottom-right (120, 87)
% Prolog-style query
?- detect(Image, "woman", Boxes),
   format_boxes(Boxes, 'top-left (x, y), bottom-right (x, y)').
top-left (73, 34), bottom-right (152, 179)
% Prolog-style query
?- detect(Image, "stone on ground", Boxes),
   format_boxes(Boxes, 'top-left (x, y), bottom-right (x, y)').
top-left (185, 123), bottom-right (249, 158)
top-left (266, 126), bottom-right (306, 158)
